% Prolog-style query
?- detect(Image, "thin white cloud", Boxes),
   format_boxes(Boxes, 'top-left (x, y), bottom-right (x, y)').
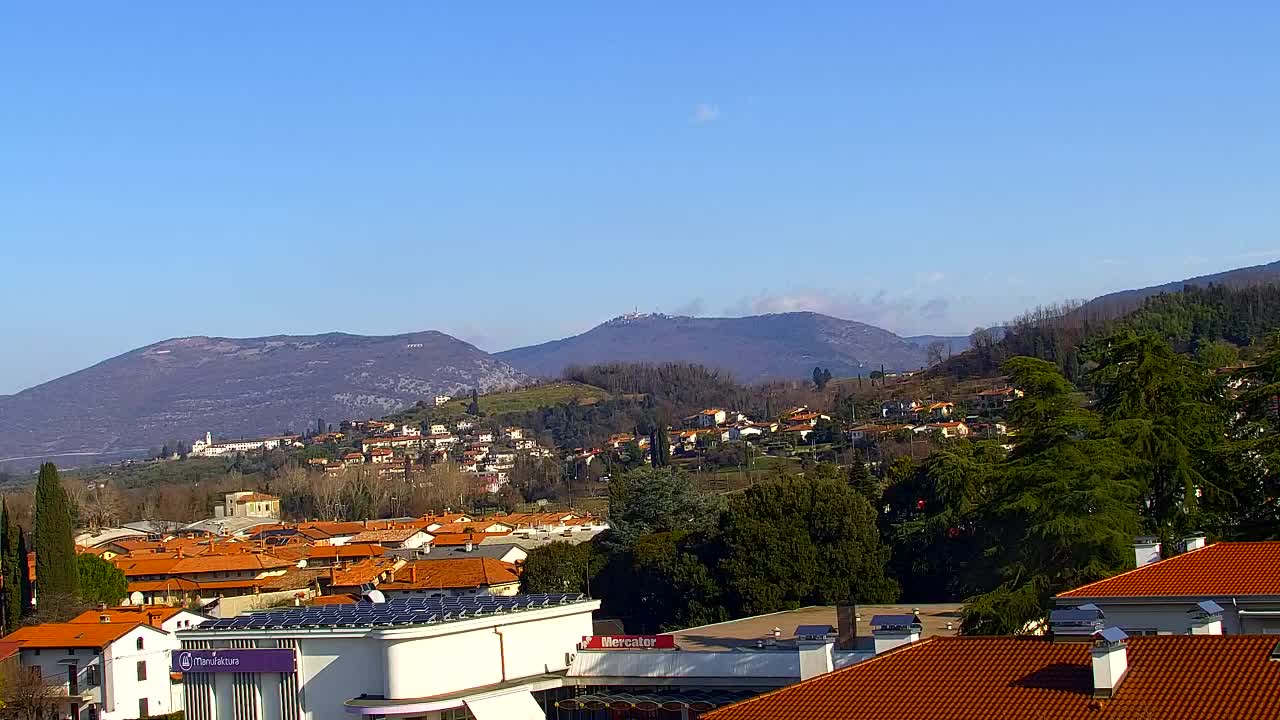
top-left (723, 289), bottom-right (955, 335)
top-left (692, 103), bottom-right (720, 124)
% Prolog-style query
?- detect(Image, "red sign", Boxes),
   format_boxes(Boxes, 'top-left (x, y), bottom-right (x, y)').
top-left (581, 635), bottom-right (676, 650)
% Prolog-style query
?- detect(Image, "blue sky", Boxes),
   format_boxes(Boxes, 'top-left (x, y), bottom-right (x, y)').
top-left (3, 2), bottom-right (1279, 394)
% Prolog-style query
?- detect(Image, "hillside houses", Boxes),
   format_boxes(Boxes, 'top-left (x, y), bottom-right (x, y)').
top-left (78, 509), bottom-right (607, 613)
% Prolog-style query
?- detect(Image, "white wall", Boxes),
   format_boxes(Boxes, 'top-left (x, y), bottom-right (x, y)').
top-left (1061, 599), bottom-right (1280, 635)
top-left (294, 637), bottom-right (382, 720)
top-left (15, 625), bottom-right (180, 720)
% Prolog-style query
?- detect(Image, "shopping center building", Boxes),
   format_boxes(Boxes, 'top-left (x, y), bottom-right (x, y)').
top-left (175, 593), bottom-right (597, 720)
top-left (175, 596), bottom-right (960, 720)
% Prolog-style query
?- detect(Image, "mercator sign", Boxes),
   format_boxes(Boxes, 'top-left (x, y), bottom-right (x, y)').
top-left (580, 635), bottom-right (676, 650)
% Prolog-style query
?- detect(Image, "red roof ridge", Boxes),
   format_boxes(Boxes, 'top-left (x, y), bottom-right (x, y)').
top-left (704, 636), bottom-right (940, 718)
top-left (1056, 541), bottom-right (1223, 598)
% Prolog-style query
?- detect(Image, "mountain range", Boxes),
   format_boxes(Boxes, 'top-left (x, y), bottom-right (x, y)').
top-left (0, 332), bottom-right (526, 469)
top-left (5, 260), bottom-right (1280, 470)
top-left (496, 312), bottom-right (958, 381)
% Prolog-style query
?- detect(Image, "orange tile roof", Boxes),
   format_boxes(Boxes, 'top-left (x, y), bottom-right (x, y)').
top-left (379, 558), bottom-right (520, 591)
top-left (429, 532), bottom-right (509, 546)
top-left (329, 558), bottom-right (403, 588)
top-left (115, 556), bottom-right (182, 577)
top-left (69, 606), bottom-right (183, 627)
top-left (348, 527), bottom-right (428, 544)
top-left (306, 594), bottom-right (358, 606)
top-left (234, 493), bottom-right (279, 504)
top-left (127, 578), bottom-right (201, 593)
top-left (3, 621), bottom-right (163, 649)
top-left (704, 636), bottom-right (1280, 720)
top-left (168, 553), bottom-right (292, 575)
top-left (1058, 542), bottom-right (1280, 598)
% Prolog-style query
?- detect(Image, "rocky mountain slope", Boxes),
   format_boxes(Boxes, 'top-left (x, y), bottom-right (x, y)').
top-left (0, 331), bottom-right (527, 468)
top-left (497, 312), bottom-right (932, 382)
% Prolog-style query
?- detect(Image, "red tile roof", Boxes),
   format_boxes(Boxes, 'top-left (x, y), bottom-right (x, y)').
top-left (3, 621), bottom-right (164, 649)
top-left (69, 606), bottom-right (184, 627)
top-left (379, 558), bottom-right (520, 591)
top-left (1058, 542), bottom-right (1280, 598)
top-left (704, 636), bottom-right (1280, 720)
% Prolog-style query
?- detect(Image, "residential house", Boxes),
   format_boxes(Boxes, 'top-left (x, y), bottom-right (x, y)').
top-left (702, 632), bottom-right (1280, 720)
top-left (503, 426), bottom-right (524, 440)
top-left (361, 436), bottom-right (424, 454)
top-left (880, 399), bottom-right (923, 421)
top-left (695, 409), bottom-right (728, 428)
top-left (4, 620), bottom-right (181, 720)
top-left (399, 424), bottom-right (421, 437)
top-left (221, 491), bottom-right (280, 519)
top-left (975, 386), bottom-right (1024, 411)
top-left (926, 402), bottom-right (954, 420)
top-left (433, 394), bottom-right (452, 406)
top-left (429, 424), bottom-right (449, 436)
top-left (377, 558), bottom-right (522, 599)
top-left (347, 527), bottom-right (432, 550)
top-left (927, 421), bottom-right (970, 439)
top-left (368, 447), bottom-right (394, 464)
top-left (1054, 539), bottom-right (1280, 635)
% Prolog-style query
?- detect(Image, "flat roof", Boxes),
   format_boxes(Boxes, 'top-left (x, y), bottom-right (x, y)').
top-left (668, 604), bottom-right (963, 652)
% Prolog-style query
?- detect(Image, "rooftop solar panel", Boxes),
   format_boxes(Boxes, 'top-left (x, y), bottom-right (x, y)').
top-left (184, 593), bottom-right (591, 633)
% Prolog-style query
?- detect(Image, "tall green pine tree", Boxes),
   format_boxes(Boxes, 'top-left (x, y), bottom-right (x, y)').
top-left (16, 530), bottom-right (32, 616)
top-left (0, 501), bottom-right (19, 631)
top-left (35, 462), bottom-right (80, 599)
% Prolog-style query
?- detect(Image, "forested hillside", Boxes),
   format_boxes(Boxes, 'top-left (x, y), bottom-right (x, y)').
top-left (940, 283), bottom-right (1280, 380)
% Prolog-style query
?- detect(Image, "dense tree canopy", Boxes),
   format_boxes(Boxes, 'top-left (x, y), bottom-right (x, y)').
top-left (718, 475), bottom-right (898, 615)
top-left (76, 554), bottom-right (127, 606)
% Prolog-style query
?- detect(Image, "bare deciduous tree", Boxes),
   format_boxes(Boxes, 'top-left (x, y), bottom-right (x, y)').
top-left (0, 665), bottom-right (61, 720)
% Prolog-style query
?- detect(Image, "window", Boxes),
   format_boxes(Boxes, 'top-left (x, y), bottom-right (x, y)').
top-left (136, 661), bottom-right (147, 681)
top-left (85, 665), bottom-right (99, 686)
top-left (138, 698), bottom-right (149, 718)
top-left (68, 648), bottom-right (76, 655)
top-left (136, 637), bottom-right (145, 650)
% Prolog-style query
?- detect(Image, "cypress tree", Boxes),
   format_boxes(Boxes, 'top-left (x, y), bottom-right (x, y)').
top-left (1, 501), bottom-right (20, 631)
top-left (34, 462), bottom-right (79, 599)
top-left (16, 530), bottom-right (32, 615)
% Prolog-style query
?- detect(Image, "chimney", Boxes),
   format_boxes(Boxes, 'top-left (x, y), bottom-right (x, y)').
top-left (410, 564), bottom-right (418, 584)
top-left (1183, 533), bottom-right (1207, 552)
top-left (795, 625), bottom-right (836, 680)
top-left (870, 615), bottom-right (921, 655)
top-left (1132, 536), bottom-right (1161, 567)
top-left (464, 539), bottom-right (474, 553)
top-left (1091, 627), bottom-right (1130, 698)
top-left (1188, 600), bottom-right (1225, 635)
top-left (99, 613), bottom-right (111, 624)
top-left (835, 604), bottom-right (857, 650)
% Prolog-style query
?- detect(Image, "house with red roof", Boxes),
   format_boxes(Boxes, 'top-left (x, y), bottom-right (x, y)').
top-left (701, 633), bottom-right (1280, 720)
top-left (1055, 538), bottom-right (1280, 634)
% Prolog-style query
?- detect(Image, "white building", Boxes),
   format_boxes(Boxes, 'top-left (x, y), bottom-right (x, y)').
top-left (191, 432), bottom-right (300, 457)
top-left (176, 593), bottom-right (597, 720)
top-left (1054, 538), bottom-right (1280, 635)
top-left (5, 606), bottom-right (207, 720)
top-left (220, 491), bottom-right (281, 519)
top-left (434, 395), bottom-right (452, 406)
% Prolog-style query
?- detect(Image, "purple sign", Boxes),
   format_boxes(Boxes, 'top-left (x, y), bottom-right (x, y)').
top-left (172, 649), bottom-right (297, 674)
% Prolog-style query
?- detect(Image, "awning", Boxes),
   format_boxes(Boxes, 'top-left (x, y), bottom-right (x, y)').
top-left (465, 691), bottom-right (545, 720)
top-left (556, 689), bottom-right (759, 712)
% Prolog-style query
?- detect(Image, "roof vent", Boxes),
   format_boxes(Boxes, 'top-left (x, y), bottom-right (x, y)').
top-left (1049, 607), bottom-right (1105, 642)
top-left (1269, 640), bottom-right (1280, 662)
top-left (1189, 599), bottom-right (1225, 635)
